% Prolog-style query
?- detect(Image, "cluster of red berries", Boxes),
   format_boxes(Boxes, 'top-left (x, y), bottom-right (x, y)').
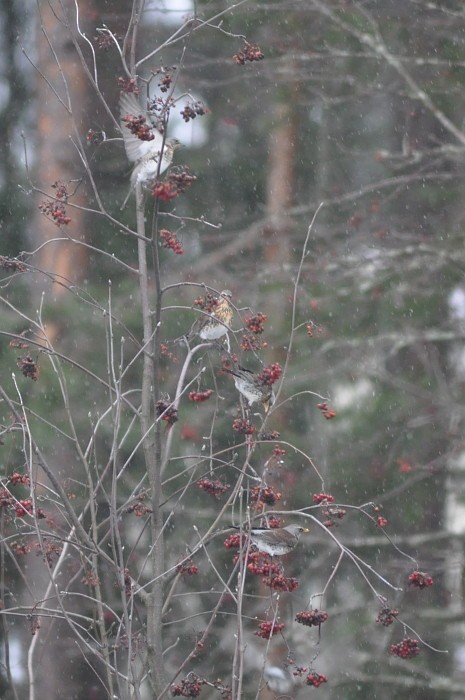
top-left (176, 559), bottom-right (199, 576)
top-left (258, 430), bottom-right (281, 441)
top-left (263, 574), bottom-right (299, 592)
top-left (240, 332), bottom-right (266, 352)
top-left (82, 568), bottom-right (100, 587)
top-left (390, 638), bottom-right (420, 659)
top-left (126, 494), bottom-right (152, 517)
top-left (9, 339), bottom-right (29, 349)
top-left (152, 168), bottom-right (197, 202)
top-left (0, 256), bottom-right (26, 273)
top-left (17, 356), bottom-right (40, 381)
top-left (408, 570), bottom-right (433, 589)
top-left (38, 200), bottom-right (71, 226)
top-left (121, 568), bottom-right (133, 598)
top-left (12, 541), bottom-right (31, 555)
top-left (189, 390), bottom-right (213, 402)
top-left (233, 42), bottom-right (264, 64)
top-left (156, 400), bottom-right (178, 427)
top-left (14, 499), bottom-right (45, 519)
top-left (254, 620), bottom-right (285, 639)
top-left (376, 608), bottom-right (399, 626)
top-left (317, 402), bottom-right (336, 420)
top-left (86, 129), bottom-right (106, 146)
top-left (305, 321), bottom-right (324, 337)
top-left (397, 458), bottom-right (412, 473)
top-left (250, 484), bottom-right (281, 507)
top-left (180, 101), bottom-right (208, 122)
top-left (160, 343), bottom-right (179, 363)
top-left (152, 65), bottom-right (176, 92)
top-left (245, 313), bottom-right (268, 334)
top-left (306, 672), bottom-right (327, 687)
top-left (264, 515), bottom-right (284, 528)
top-left (8, 473), bottom-right (30, 485)
top-left (117, 77), bottom-right (139, 93)
top-left (322, 506), bottom-right (346, 528)
top-left (244, 551), bottom-right (282, 577)
top-left (313, 492), bottom-right (335, 504)
top-left (194, 293), bottom-right (219, 313)
top-left (121, 113), bottom-right (154, 141)
top-left (51, 180), bottom-right (69, 201)
top-left (172, 675), bottom-right (204, 697)
top-left (159, 229), bottom-right (184, 254)
top-left (377, 515), bottom-right (388, 527)
top-left (232, 417), bottom-right (256, 435)
top-left (272, 445), bottom-right (286, 457)
top-left (94, 33), bottom-right (117, 50)
top-left (223, 533), bottom-right (245, 549)
top-left (197, 478), bottom-right (230, 497)
top-left (41, 539), bottom-right (63, 566)
top-left (257, 363), bottom-right (282, 386)
top-left (295, 609), bottom-right (328, 627)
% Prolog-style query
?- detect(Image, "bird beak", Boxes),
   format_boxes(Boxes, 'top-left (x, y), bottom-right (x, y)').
top-left (303, 528), bottom-right (310, 533)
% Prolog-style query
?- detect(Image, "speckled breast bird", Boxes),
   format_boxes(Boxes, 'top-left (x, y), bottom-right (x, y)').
top-left (223, 365), bottom-right (275, 412)
top-left (189, 290), bottom-right (233, 350)
top-left (235, 524), bottom-right (309, 557)
top-left (120, 93), bottom-right (181, 207)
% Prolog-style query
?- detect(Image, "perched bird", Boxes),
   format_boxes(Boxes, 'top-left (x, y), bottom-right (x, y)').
top-left (223, 365), bottom-right (275, 412)
top-left (188, 290), bottom-right (233, 350)
top-left (119, 92), bottom-right (181, 207)
top-left (235, 524), bottom-right (310, 557)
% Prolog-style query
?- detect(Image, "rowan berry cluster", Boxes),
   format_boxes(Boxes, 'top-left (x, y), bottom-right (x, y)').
top-left (126, 494), bottom-right (152, 517)
top-left (172, 674), bottom-right (204, 697)
top-left (14, 499), bottom-right (46, 519)
top-left (180, 101), bottom-right (208, 122)
top-left (376, 608), bottom-right (399, 626)
top-left (176, 559), bottom-right (199, 576)
top-left (17, 356), bottom-right (40, 381)
top-left (258, 430), bottom-right (281, 441)
top-left (257, 363), bottom-right (282, 385)
top-left (223, 533), bottom-right (245, 549)
top-left (8, 473), bottom-right (30, 485)
top-left (244, 551), bottom-right (282, 577)
top-left (263, 574), bottom-right (299, 592)
top-left (250, 484), bottom-right (281, 508)
top-left (408, 570), bottom-right (433, 589)
top-left (117, 77), bottom-right (139, 93)
top-left (189, 390), bottom-right (213, 402)
top-left (38, 199), bottom-right (71, 226)
top-left (306, 672), bottom-right (327, 687)
top-left (233, 42), bottom-right (264, 64)
top-left (159, 229), bottom-right (184, 254)
top-left (121, 113), bottom-right (154, 141)
top-left (245, 313), bottom-right (267, 334)
top-left (0, 256), bottom-right (26, 273)
top-left (197, 478), bottom-right (230, 497)
top-left (254, 620), bottom-right (285, 639)
top-left (313, 492), bottom-right (335, 504)
top-left (295, 609), bottom-right (328, 627)
top-left (194, 293), bottom-right (219, 313)
top-left (156, 400), bottom-right (178, 426)
top-left (317, 402), bottom-right (336, 419)
top-left (390, 638), bottom-right (420, 659)
top-left (232, 417), bottom-right (256, 435)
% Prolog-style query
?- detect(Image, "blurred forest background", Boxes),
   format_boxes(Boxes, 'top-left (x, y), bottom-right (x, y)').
top-left (1, 0), bottom-right (465, 699)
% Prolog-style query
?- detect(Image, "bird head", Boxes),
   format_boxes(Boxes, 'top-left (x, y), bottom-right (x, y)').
top-left (219, 289), bottom-right (232, 299)
top-left (167, 138), bottom-right (183, 151)
top-left (285, 524), bottom-right (310, 537)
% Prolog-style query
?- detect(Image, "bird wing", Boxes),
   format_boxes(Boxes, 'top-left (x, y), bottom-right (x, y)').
top-left (119, 93), bottom-right (164, 163)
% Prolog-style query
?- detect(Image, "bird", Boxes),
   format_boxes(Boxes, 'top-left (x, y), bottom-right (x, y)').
top-left (235, 524), bottom-right (310, 557)
top-left (188, 290), bottom-right (234, 350)
top-left (223, 365), bottom-right (275, 412)
top-left (119, 92), bottom-right (182, 208)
